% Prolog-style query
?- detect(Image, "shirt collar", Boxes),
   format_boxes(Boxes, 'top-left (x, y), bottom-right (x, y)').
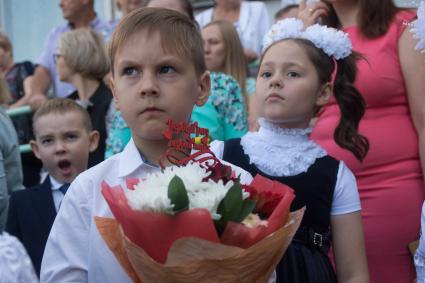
top-left (118, 139), bottom-right (159, 177)
top-left (49, 175), bottom-right (65, 191)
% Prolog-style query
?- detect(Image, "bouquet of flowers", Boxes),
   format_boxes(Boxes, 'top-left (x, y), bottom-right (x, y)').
top-left (95, 120), bottom-right (304, 283)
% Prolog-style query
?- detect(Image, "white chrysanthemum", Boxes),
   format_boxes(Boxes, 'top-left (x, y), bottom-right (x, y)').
top-left (411, 1), bottom-right (425, 51)
top-left (302, 24), bottom-right (352, 60)
top-left (261, 17), bottom-right (352, 59)
top-left (262, 18), bottom-right (304, 53)
top-left (125, 162), bottom-right (235, 219)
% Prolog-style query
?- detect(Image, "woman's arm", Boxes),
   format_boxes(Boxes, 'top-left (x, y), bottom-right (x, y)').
top-left (399, 25), bottom-right (425, 187)
top-left (331, 211), bottom-right (369, 283)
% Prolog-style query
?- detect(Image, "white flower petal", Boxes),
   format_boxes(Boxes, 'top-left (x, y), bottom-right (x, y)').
top-left (125, 162), bottom-right (234, 218)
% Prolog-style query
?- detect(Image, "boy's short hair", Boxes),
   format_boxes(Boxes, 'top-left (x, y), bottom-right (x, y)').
top-left (32, 98), bottom-right (93, 136)
top-left (58, 29), bottom-right (110, 80)
top-left (108, 7), bottom-right (205, 76)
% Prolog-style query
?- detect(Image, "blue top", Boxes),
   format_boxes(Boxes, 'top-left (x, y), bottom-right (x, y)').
top-left (191, 72), bottom-right (248, 141)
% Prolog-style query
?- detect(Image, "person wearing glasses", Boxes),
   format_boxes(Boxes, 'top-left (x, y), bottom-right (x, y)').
top-left (16, 0), bottom-right (109, 111)
top-left (56, 29), bottom-right (112, 167)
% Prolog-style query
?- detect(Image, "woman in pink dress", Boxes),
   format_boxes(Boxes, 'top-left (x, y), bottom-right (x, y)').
top-left (300, 0), bottom-right (425, 282)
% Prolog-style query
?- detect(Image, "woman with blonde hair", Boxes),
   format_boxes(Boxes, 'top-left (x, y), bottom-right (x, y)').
top-left (196, 0), bottom-right (270, 62)
top-left (56, 28), bottom-right (112, 167)
top-left (202, 21), bottom-right (251, 98)
top-left (201, 20), bottom-right (258, 129)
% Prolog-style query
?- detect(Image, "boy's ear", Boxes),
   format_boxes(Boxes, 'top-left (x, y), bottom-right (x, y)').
top-left (195, 71), bottom-right (211, 107)
top-left (110, 78), bottom-right (120, 111)
top-left (88, 130), bottom-right (100, 153)
top-left (30, 140), bottom-right (42, 161)
top-left (316, 82), bottom-right (331, 107)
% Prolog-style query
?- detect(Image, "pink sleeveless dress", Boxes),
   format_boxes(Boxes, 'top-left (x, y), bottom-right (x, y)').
top-left (311, 10), bottom-right (424, 283)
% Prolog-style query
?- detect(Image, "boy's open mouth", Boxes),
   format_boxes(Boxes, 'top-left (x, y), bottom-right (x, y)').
top-left (58, 160), bottom-right (72, 175)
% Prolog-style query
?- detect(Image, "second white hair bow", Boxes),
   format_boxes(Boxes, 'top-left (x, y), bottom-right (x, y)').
top-left (262, 18), bottom-right (352, 60)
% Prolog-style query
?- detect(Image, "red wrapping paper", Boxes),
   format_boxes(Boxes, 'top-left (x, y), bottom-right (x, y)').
top-left (101, 173), bottom-right (295, 263)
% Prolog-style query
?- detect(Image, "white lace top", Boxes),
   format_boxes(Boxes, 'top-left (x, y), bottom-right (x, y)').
top-left (210, 119), bottom-right (361, 215)
top-left (0, 232), bottom-right (38, 283)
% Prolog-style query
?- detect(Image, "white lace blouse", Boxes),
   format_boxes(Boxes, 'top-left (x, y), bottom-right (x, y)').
top-left (0, 232), bottom-right (38, 283)
top-left (210, 119), bottom-right (361, 215)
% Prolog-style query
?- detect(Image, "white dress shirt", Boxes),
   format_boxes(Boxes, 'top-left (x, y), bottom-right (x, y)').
top-left (196, 1), bottom-right (271, 55)
top-left (40, 139), bottom-right (253, 283)
top-left (49, 176), bottom-right (67, 212)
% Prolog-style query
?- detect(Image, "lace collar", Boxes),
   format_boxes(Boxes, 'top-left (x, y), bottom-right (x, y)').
top-left (240, 118), bottom-right (327, 176)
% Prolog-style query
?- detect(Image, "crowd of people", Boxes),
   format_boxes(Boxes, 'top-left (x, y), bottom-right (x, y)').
top-left (0, 0), bottom-right (424, 282)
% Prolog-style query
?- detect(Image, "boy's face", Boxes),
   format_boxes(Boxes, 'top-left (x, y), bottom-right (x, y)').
top-left (31, 111), bottom-right (99, 184)
top-left (111, 30), bottom-right (210, 147)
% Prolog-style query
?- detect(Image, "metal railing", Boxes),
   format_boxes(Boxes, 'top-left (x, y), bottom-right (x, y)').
top-left (6, 105), bottom-right (33, 154)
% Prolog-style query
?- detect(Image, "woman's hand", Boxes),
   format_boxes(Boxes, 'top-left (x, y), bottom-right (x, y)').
top-left (298, 0), bottom-right (330, 27)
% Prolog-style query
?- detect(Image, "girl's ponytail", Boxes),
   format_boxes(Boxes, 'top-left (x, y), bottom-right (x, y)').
top-left (332, 54), bottom-right (369, 161)
top-left (294, 39), bottom-right (369, 162)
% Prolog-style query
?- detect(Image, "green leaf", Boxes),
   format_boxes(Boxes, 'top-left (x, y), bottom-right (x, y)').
top-left (222, 183), bottom-right (243, 222)
top-left (237, 199), bottom-right (256, 222)
top-left (215, 183), bottom-right (244, 235)
top-left (168, 175), bottom-right (189, 213)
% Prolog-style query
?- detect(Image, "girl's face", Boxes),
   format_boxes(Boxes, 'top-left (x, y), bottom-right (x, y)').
top-left (202, 25), bottom-right (226, 72)
top-left (256, 40), bottom-right (330, 128)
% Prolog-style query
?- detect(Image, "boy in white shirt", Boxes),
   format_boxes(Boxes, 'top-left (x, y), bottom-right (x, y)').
top-left (40, 8), bottom-right (213, 282)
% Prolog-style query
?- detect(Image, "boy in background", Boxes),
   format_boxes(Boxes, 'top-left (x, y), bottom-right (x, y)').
top-left (6, 98), bottom-right (99, 276)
